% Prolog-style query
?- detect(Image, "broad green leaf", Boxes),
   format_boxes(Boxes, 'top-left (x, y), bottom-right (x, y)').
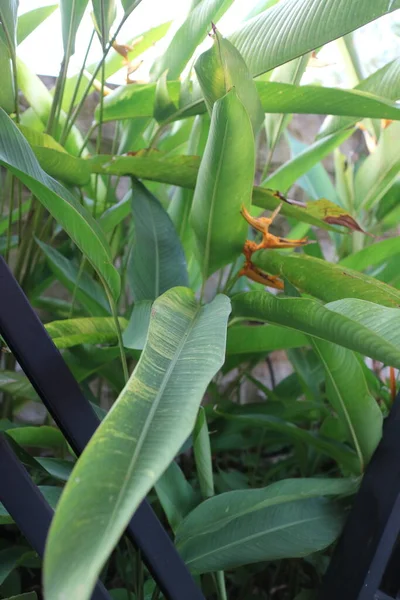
top-left (176, 477), bottom-right (356, 573)
top-left (155, 461), bottom-right (199, 532)
top-left (150, 0), bottom-right (234, 81)
top-left (44, 287), bottom-right (231, 600)
top-left (99, 79), bottom-right (400, 124)
top-left (122, 301), bottom-right (152, 350)
top-left (35, 458), bottom-right (74, 482)
top-left (227, 324), bottom-right (307, 354)
top-left (120, 0), bottom-right (143, 15)
top-left (312, 339), bottom-right (382, 469)
top-left (340, 238), bottom-right (400, 271)
top-left (5, 426), bottom-right (66, 450)
top-left (0, 109), bottom-right (120, 301)
top-left (88, 151), bottom-right (199, 187)
top-left (231, 292), bottom-right (400, 368)
top-left (255, 82), bottom-right (400, 122)
top-left (0, 371), bottom-right (39, 402)
top-left (60, 0), bottom-right (89, 56)
top-left (320, 58), bottom-right (400, 138)
top-left (4, 593), bottom-right (38, 600)
top-left (252, 251), bottom-right (400, 307)
top-left (215, 407), bottom-right (359, 470)
top-left (0, 0), bottom-right (18, 52)
top-left (129, 178), bottom-right (189, 300)
top-left (88, 152), bottom-right (358, 233)
top-left (17, 5), bottom-right (58, 45)
top-left (154, 70), bottom-right (178, 123)
top-left (193, 407), bottom-right (214, 499)
top-left (0, 547), bottom-right (31, 586)
top-left (44, 317), bottom-right (128, 349)
top-left (36, 240), bottom-right (110, 317)
top-left (263, 131), bottom-right (352, 193)
top-left (190, 89), bottom-right (255, 278)
top-left (229, 0), bottom-right (400, 77)
top-left (18, 125), bottom-right (90, 185)
top-left (354, 122), bottom-right (400, 210)
top-left (91, 0), bottom-right (116, 46)
top-left (0, 37), bottom-right (14, 113)
top-left (195, 28), bottom-right (264, 135)
top-left (99, 191), bottom-right (131, 233)
top-left (63, 22), bottom-right (172, 110)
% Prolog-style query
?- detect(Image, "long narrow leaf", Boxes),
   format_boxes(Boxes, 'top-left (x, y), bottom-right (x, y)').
top-left (44, 287), bottom-right (231, 600)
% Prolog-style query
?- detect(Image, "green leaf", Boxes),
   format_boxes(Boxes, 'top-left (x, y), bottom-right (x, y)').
top-left (0, 36), bottom-right (15, 113)
top-left (35, 458), bottom-right (74, 482)
top-left (5, 426), bottom-right (66, 450)
top-left (0, 0), bottom-right (18, 52)
top-left (4, 593), bottom-right (38, 600)
top-left (154, 460), bottom-right (198, 532)
top-left (226, 324), bottom-right (308, 354)
top-left (0, 371), bottom-right (38, 402)
top-left (193, 407), bottom-right (214, 499)
top-left (91, 0), bottom-right (116, 47)
top-left (153, 70), bottom-right (178, 123)
top-left (44, 317), bottom-right (128, 349)
top-left (263, 131), bottom-right (352, 192)
top-left (215, 407), bottom-right (359, 471)
top-left (176, 477), bottom-right (356, 573)
top-left (354, 122), bottom-right (400, 211)
top-left (190, 89), bottom-right (255, 278)
top-left (231, 292), bottom-right (400, 368)
top-left (60, 0), bottom-right (89, 56)
top-left (150, 0), bottom-right (234, 80)
top-left (120, 0), bottom-right (143, 15)
top-left (252, 251), bottom-right (400, 307)
top-left (320, 58), bottom-right (400, 137)
top-left (17, 5), bottom-right (58, 45)
top-left (36, 240), bottom-right (110, 317)
top-left (311, 339), bottom-right (382, 468)
top-left (99, 79), bottom-right (400, 124)
top-left (122, 301), bottom-right (152, 350)
top-left (339, 237), bottom-right (400, 271)
top-left (129, 178), bottom-right (189, 301)
top-left (195, 28), bottom-right (264, 135)
top-left (255, 82), bottom-right (400, 122)
top-left (0, 547), bottom-right (31, 586)
top-left (88, 151), bottom-right (199, 187)
top-left (43, 287), bottom-right (231, 600)
top-left (0, 108), bottom-right (120, 301)
top-left (229, 0), bottom-right (400, 77)
top-left (0, 199), bottom-right (31, 235)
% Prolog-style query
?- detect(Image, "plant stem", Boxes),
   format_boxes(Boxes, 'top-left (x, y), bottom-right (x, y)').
top-left (62, 15), bottom-right (129, 143)
top-left (104, 282), bottom-right (129, 384)
top-left (60, 29), bottom-right (96, 146)
top-left (150, 585), bottom-right (161, 600)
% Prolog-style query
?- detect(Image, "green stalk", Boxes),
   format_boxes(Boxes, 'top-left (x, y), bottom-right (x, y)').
top-left (60, 29), bottom-right (96, 146)
top-left (0, 13), bottom-right (20, 122)
top-left (103, 282), bottom-right (129, 384)
top-left (62, 14), bottom-right (131, 143)
top-left (94, 0), bottom-right (107, 218)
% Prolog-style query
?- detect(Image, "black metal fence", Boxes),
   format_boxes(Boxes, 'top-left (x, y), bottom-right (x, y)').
top-left (1, 253), bottom-right (400, 600)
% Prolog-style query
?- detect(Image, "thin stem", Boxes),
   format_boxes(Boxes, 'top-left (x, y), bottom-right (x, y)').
top-left (0, 14), bottom-right (20, 122)
top-left (69, 258), bottom-right (87, 318)
top-left (215, 571), bottom-right (228, 600)
top-left (136, 549), bottom-right (144, 600)
top-left (150, 585), bottom-right (161, 600)
top-left (60, 29), bottom-right (96, 145)
top-left (62, 15), bottom-right (129, 142)
top-left (104, 282), bottom-right (129, 383)
top-left (94, 1), bottom-right (107, 218)
top-left (5, 177), bottom-right (15, 263)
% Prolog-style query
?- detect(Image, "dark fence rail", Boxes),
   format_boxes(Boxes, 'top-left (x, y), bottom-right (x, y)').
top-left (0, 256), bottom-right (204, 600)
top-left (2, 252), bottom-right (400, 600)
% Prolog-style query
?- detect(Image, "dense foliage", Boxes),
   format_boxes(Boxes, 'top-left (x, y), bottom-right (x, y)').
top-left (0, 1), bottom-right (400, 598)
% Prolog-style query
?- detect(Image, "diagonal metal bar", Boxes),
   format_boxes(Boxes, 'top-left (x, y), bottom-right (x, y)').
top-left (318, 391), bottom-right (400, 600)
top-left (0, 433), bottom-right (111, 600)
top-left (0, 256), bottom-right (205, 600)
